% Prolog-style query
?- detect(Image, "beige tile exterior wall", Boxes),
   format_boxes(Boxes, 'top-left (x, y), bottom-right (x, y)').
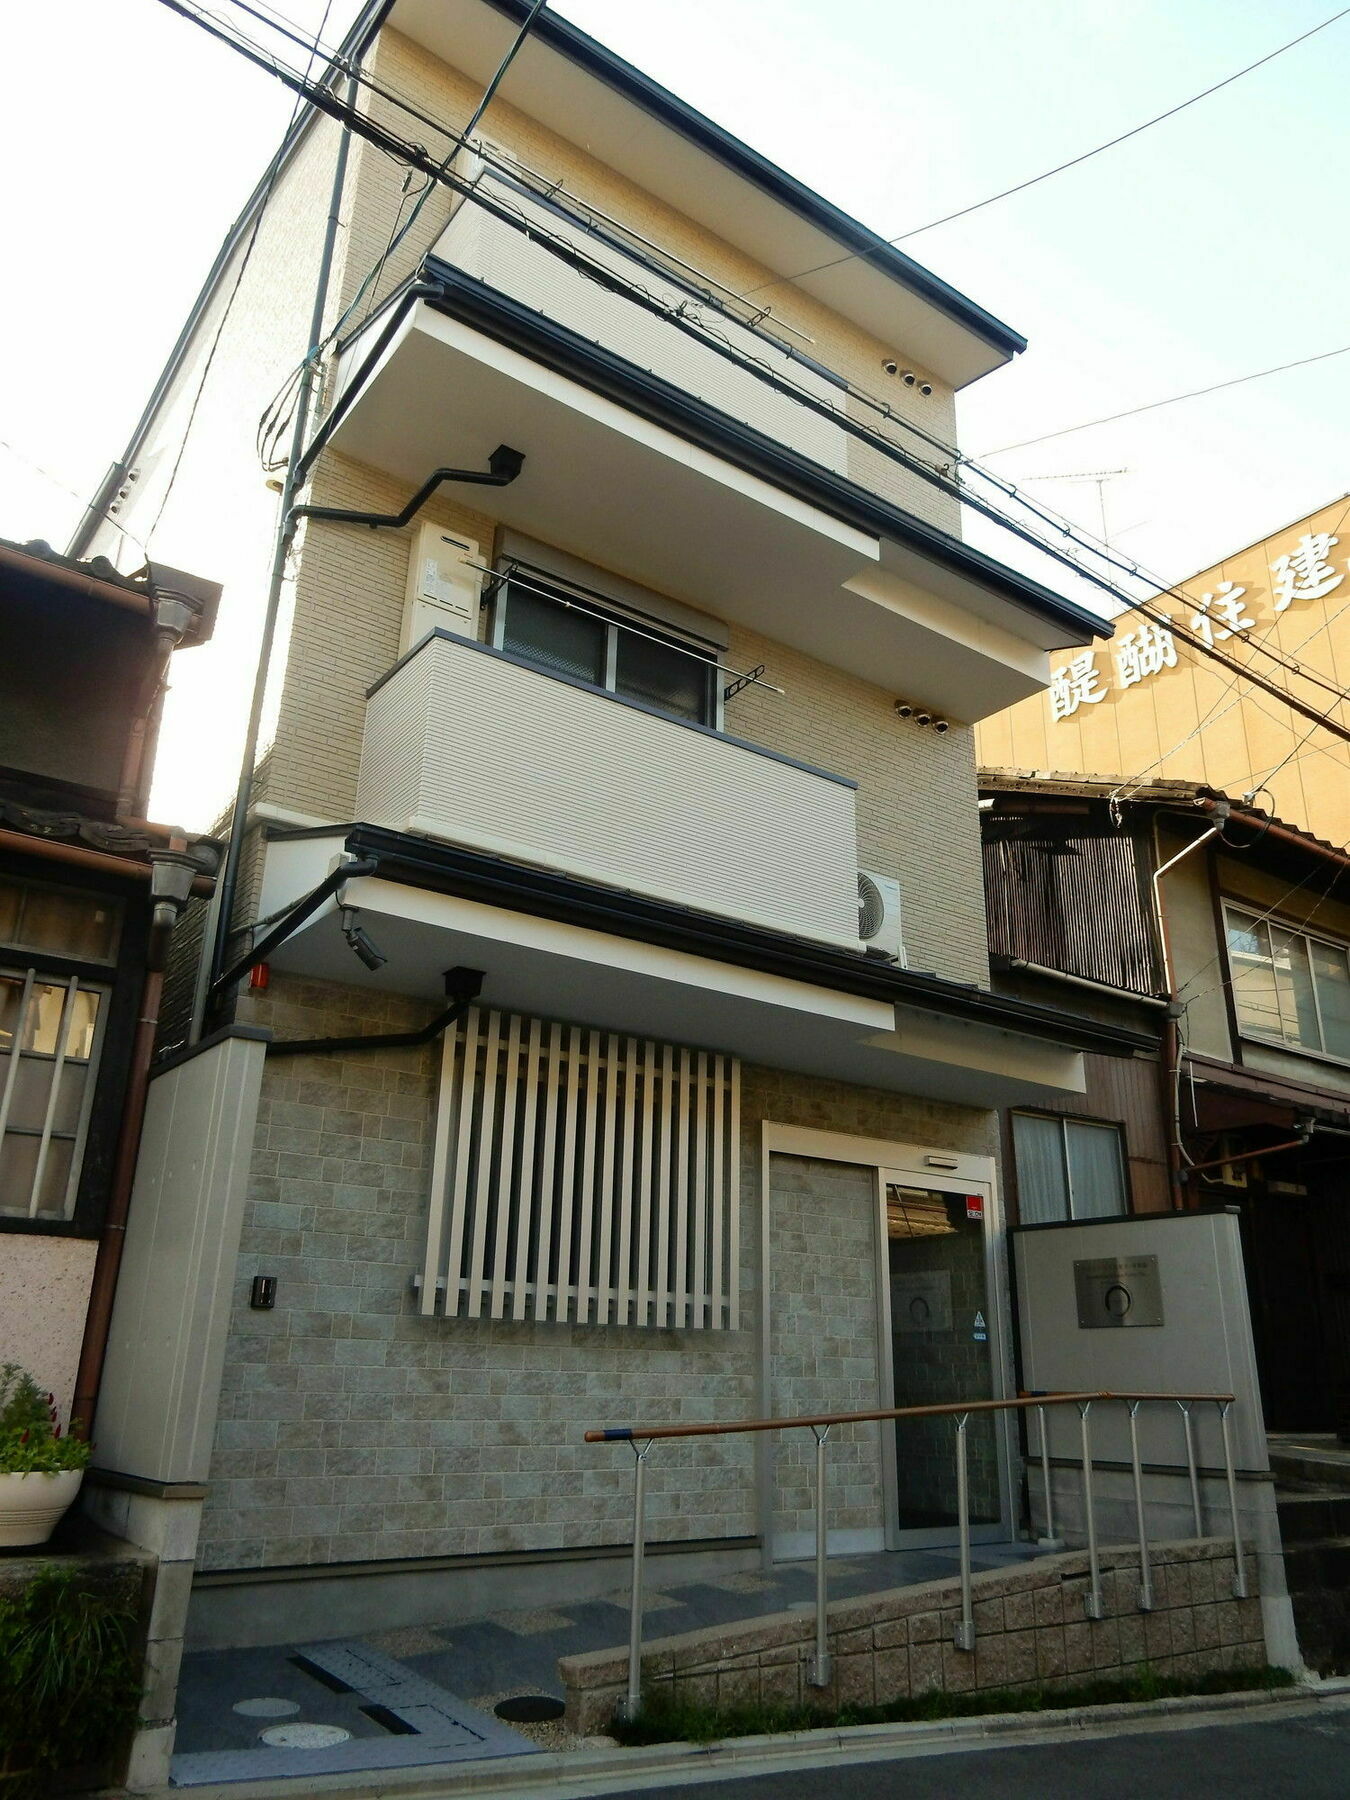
top-left (78, 18), bottom-right (989, 985)
top-left (343, 28), bottom-right (960, 534)
top-left (560, 1538), bottom-right (1266, 1731)
top-left (197, 973), bottom-right (993, 1572)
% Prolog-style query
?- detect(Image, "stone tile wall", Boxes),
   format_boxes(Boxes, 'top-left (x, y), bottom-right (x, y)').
top-left (198, 975), bottom-right (994, 1573)
top-left (768, 1156), bottom-right (882, 1547)
top-left (560, 1537), bottom-right (1265, 1733)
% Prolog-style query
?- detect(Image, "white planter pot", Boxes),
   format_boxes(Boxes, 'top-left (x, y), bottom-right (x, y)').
top-left (0, 1469), bottom-right (85, 1548)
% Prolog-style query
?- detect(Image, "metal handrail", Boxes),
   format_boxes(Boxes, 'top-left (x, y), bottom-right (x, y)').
top-left (586, 1388), bottom-right (1244, 1722)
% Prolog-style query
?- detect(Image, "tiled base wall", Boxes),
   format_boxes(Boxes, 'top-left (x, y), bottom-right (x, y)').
top-left (200, 973), bottom-right (993, 1574)
top-left (560, 1538), bottom-right (1265, 1733)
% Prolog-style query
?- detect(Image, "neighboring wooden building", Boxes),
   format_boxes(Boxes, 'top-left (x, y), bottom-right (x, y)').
top-left (981, 770), bottom-right (1350, 1437)
top-left (0, 538), bottom-right (220, 1430)
top-left (976, 495), bottom-right (1350, 849)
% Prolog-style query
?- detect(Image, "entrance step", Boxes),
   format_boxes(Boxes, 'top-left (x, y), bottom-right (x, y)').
top-left (1268, 1434), bottom-right (1350, 1489)
top-left (1275, 1462), bottom-right (1350, 1676)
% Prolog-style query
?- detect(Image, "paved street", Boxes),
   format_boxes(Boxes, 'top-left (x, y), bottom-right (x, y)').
top-left (580, 1701), bottom-right (1350, 1800)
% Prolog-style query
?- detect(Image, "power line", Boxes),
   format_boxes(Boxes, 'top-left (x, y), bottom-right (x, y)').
top-left (189, 0), bottom-right (1350, 721)
top-left (153, 0), bottom-right (1350, 753)
top-left (0, 438), bottom-right (148, 554)
top-left (143, 0), bottom-right (337, 548)
top-left (741, 5), bottom-right (1350, 295)
top-left (981, 344), bottom-right (1350, 458)
top-left (1107, 501), bottom-right (1350, 804)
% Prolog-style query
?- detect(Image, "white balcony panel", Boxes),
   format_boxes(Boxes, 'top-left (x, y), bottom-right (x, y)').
top-left (433, 180), bottom-right (849, 477)
top-left (357, 633), bottom-right (861, 949)
top-left (328, 304), bottom-right (1067, 719)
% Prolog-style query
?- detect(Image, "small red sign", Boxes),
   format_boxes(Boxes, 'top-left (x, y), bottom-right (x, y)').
top-left (965, 1195), bottom-right (984, 1221)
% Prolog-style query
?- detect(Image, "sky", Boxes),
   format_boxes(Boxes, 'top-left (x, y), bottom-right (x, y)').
top-left (3, 0), bottom-right (1349, 826)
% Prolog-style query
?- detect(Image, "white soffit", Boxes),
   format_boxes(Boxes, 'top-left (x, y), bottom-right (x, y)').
top-left (332, 304), bottom-right (880, 618)
top-left (386, 0), bottom-right (1018, 388)
top-left (257, 849), bottom-right (1087, 1105)
top-left (331, 305), bottom-right (1082, 709)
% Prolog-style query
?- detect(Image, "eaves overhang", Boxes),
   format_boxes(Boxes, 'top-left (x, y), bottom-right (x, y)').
top-left (320, 823), bottom-right (1150, 1060)
top-left (373, 0), bottom-right (1026, 385)
top-left (413, 260), bottom-right (1107, 651)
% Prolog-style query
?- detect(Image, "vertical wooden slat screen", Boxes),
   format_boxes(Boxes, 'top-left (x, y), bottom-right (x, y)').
top-left (421, 1007), bottom-right (740, 1327)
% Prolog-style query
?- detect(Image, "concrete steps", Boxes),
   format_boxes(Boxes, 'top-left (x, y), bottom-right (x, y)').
top-left (1272, 1439), bottom-right (1350, 1676)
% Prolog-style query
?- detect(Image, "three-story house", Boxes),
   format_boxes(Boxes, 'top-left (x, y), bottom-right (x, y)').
top-left (73, 0), bottom-right (1146, 1706)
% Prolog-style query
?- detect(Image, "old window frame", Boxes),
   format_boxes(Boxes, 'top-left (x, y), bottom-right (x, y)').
top-left (0, 863), bottom-right (143, 1238)
top-left (1223, 901), bottom-right (1350, 1066)
top-left (1008, 1110), bottom-right (1130, 1226)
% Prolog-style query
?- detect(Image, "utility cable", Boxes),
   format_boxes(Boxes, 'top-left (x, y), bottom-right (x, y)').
top-left (157, 0), bottom-right (1350, 750)
top-left (246, 0), bottom-right (548, 468)
top-left (1107, 500), bottom-right (1350, 804)
top-left (203, 0), bottom-right (1350, 724)
top-left (741, 5), bottom-right (1350, 294)
top-left (143, 0), bottom-right (336, 548)
top-left (0, 437), bottom-right (148, 555)
top-left (982, 344), bottom-right (1350, 458)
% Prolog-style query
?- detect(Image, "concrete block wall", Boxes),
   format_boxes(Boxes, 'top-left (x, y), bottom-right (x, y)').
top-left (196, 973), bottom-right (995, 1574)
top-left (560, 1538), bottom-right (1267, 1732)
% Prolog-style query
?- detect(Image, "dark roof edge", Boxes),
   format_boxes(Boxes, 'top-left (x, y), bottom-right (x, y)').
top-left (470, 0), bottom-right (1026, 361)
top-left (71, 0), bottom-right (1021, 563)
top-left (421, 261), bottom-right (1105, 645)
top-left (68, 0), bottom-right (393, 559)
top-left (342, 823), bottom-right (1150, 1059)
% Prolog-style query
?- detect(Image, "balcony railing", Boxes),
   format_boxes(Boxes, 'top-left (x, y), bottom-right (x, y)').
top-left (356, 631), bottom-right (862, 949)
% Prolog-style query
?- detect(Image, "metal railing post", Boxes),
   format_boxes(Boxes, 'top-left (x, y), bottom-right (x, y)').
top-left (1218, 1402), bottom-right (1248, 1598)
top-left (807, 1424), bottom-right (832, 1687)
top-left (617, 1439), bottom-right (652, 1723)
top-left (1036, 1401), bottom-right (1061, 1547)
top-left (1078, 1401), bottom-right (1103, 1620)
top-left (1179, 1401), bottom-right (1203, 1537)
top-left (1127, 1401), bottom-right (1153, 1611)
top-left (953, 1413), bottom-right (975, 1651)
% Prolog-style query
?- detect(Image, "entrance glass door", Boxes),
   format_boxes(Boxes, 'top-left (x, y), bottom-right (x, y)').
top-left (883, 1179), bottom-right (1006, 1542)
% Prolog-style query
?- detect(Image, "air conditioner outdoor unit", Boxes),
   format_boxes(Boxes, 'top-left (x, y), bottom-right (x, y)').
top-left (401, 524), bottom-right (483, 655)
top-left (858, 869), bottom-right (905, 964)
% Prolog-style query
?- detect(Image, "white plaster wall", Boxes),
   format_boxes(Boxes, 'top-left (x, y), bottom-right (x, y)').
top-left (0, 1235), bottom-right (97, 1422)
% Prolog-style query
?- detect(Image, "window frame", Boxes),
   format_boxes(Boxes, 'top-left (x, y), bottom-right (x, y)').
top-left (1008, 1109), bottom-right (1131, 1227)
top-left (1223, 900), bottom-right (1350, 1068)
top-left (0, 859), bottom-right (146, 1239)
top-left (490, 567), bottom-right (721, 729)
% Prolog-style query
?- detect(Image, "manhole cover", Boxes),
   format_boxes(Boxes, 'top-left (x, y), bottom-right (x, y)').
top-left (494, 1694), bottom-right (565, 1723)
top-left (259, 1722), bottom-right (353, 1749)
top-left (233, 1697), bottom-right (300, 1719)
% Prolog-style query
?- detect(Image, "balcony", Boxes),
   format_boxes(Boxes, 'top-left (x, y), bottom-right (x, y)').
top-left (356, 630), bottom-right (861, 949)
top-left (322, 190), bottom-right (1098, 721)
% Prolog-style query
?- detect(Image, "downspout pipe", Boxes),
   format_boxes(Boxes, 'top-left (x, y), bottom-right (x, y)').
top-left (1151, 807), bottom-right (1228, 1208)
top-left (207, 74), bottom-right (357, 1011)
top-left (267, 966), bottom-right (483, 1057)
top-left (288, 444), bottom-right (523, 531)
top-left (71, 846), bottom-right (202, 1439)
top-left (116, 590), bottom-right (202, 819)
top-left (209, 855), bottom-right (379, 1001)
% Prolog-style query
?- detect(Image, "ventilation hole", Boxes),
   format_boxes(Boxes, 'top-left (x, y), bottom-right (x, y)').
top-left (494, 1694), bottom-right (565, 1723)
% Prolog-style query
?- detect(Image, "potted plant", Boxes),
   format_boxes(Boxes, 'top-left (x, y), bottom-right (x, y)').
top-left (0, 1363), bottom-right (90, 1549)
